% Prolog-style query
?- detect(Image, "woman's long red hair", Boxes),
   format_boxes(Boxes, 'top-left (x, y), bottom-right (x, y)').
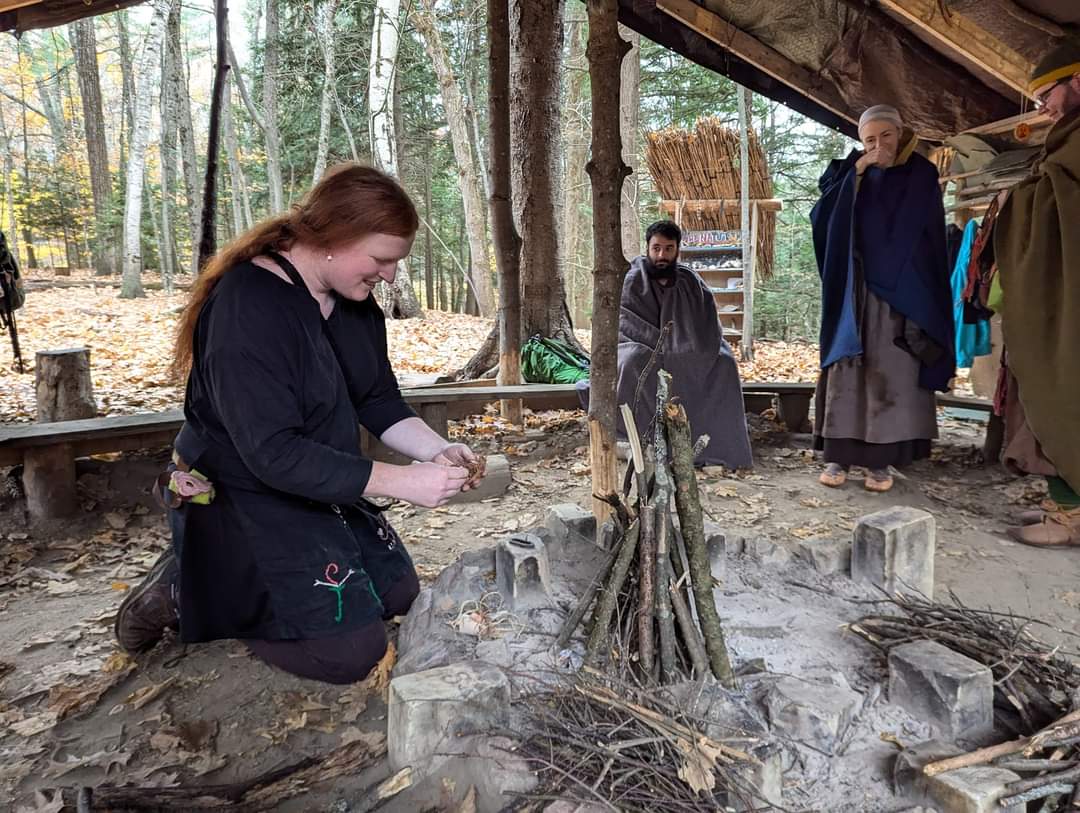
top-left (172, 163), bottom-right (419, 378)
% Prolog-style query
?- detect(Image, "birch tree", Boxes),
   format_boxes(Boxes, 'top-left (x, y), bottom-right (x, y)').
top-left (410, 0), bottom-right (494, 317)
top-left (311, 0), bottom-right (340, 185)
top-left (120, 0), bottom-right (170, 299)
top-left (159, 21), bottom-right (179, 288)
top-left (223, 81), bottom-right (253, 234)
top-left (619, 24), bottom-right (641, 259)
top-left (368, 0), bottom-right (422, 318)
top-left (165, 1), bottom-right (203, 276)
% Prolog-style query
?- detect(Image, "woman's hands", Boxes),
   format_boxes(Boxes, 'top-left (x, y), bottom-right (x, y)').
top-left (431, 443), bottom-right (485, 491)
top-left (856, 146), bottom-right (895, 174)
top-left (399, 461), bottom-right (469, 508)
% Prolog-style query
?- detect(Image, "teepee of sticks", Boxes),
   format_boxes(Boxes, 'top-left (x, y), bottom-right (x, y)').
top-left (645, 116), bottom-right (776, 279)
top-left (557, 371), bottom-right (736, 688)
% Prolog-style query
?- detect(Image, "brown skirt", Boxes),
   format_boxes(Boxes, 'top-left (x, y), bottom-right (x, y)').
top-left (814, 289), bottom-right (937, 470)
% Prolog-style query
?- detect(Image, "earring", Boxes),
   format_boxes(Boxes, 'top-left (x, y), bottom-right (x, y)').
top-left (326, 254), bottom-right (333, 262)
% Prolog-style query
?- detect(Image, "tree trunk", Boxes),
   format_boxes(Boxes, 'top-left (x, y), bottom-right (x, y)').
top-left (561, 11), bottom-right (590, 327)
top-left (120, 0), bottom-right (170, 299)
top-left (116, 10), bottom-right (137, 178)
top-left (585, 0), bottom-right (631, 521)
top-left (411, 0), bottom-right (494, 317)
top-left (197, 0), bottom-right (231, 269)
top-left (737, 85), bottom-right (754, 360)
top-left (423, 162), bottom-right (434, 308)
top-left (511, 0), bottom-right (580, 349)
top-left (368, 0), bottom-right (422, 319)
top-left (223, 80), bottom-right (253, 234)
top-left (35, 77), bottom-right (80, 268)
top-left (619, 24), bottom-right (641, 260)
top-left (0, 113), bottom-right (18, 267)
top-left (165, 2), bottom-right (202, 275)
top-left (159, 17), bottom-right (179, 290)
top-left (261, 0), bottom-right (285, 213)
top-left (312, 0), bottom-right (341, 185)
top-left (71, 18), bottom-right (119, 276)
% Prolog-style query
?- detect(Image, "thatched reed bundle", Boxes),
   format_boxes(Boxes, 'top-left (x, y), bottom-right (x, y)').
top-left (645, 117), bottom-right (776, 279)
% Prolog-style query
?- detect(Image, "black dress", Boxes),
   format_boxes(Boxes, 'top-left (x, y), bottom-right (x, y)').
top-left (170, 257), bottom-right (417, 642)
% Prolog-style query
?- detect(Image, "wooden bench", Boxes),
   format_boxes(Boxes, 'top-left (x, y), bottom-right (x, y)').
top-left (0, 381), bottom-right (995, 519)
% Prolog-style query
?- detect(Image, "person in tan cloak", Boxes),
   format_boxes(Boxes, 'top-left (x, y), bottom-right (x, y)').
top-left (994, 39), bottom-right (1080, 547)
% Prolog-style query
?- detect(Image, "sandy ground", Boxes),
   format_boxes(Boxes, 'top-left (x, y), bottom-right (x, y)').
top-left (1, 409), bottom-right (1078, 811)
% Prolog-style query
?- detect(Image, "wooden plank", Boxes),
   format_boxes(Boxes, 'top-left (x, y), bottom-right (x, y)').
top-left (0, 0), bottom-right (40, 13)
top-left (659, 198), bottom-right (783, 214)
top-left (961, 110), bottom-right (1050, 137)
top-left (656, 0), bottom-right (857, 127)
top-left (878, 0), bottom-right (1033, 97)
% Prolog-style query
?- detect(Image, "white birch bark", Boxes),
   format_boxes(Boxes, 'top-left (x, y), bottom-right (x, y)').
top-left (410, 0), bottom-right (494, 316)
top-left (262, 0), bottom-right (285, 213)
top-left (121, 0), bottom-right (170, 299)
top-left (311, 0), bottom-right (340, 185)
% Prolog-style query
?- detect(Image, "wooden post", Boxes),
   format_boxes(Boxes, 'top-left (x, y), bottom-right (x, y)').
top-left (585, 0), bottom-right (632, 522)
top-left (737, 84), bottom-right (754, 361)
top-left (24, 444), bottom-right (77, 519)
top-left (489, 0), bottom-right (523, 426)
top-left (197, 0), bottom-right (230, 269)
top-left (35, 347), bottom-right (96, 422)
top-left (742, 200), bottom-right (758, 351)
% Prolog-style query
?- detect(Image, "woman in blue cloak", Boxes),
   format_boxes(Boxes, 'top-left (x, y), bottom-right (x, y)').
top-left (810, 105), bottom-right (954, 492)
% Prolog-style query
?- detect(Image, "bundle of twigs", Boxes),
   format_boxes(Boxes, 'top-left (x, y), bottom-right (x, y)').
top-left (644, 116), bottom-right (776, 279)
top-left (557, 370), bottom-right (736, 689)
top-left (505, 673), bottom-right (763, 811)
top-left (850, 590), bottom-right (1080, 735)
top-left (920, 709), bottom-right (1080, 810)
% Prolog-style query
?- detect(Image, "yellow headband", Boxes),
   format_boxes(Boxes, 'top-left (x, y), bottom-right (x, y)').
top-left (1030, 62), bottom-right (1080, 95)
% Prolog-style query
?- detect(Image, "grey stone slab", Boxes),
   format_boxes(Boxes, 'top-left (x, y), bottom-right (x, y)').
top-left (745, 536), bottom-right (792, 567)
top-left (796, 537), bottom-right (852, 575)
top-left (495, 533), bottom-right (554, 608)
top-left (387, 661), bottom-right (511, 774)
top-left (888, 641), bottom-right (993, 744)
top-left (545, 503), bottom-right (597, 550)
top-left (474, 638), bottom-right (513, 669)
top-left (853, 506), bottom-right (935, 598)
top-left (452, 454), bottom-right (511, 503)
top-left (925, 766), bottom-right (1023, 813)
top-left (765, 675), bottom-right (861, 753)
top-left (893, 739), bottom-right (963, 801)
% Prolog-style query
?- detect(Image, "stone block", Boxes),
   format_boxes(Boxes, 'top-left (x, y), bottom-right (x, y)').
top-left (452, 454), bottom-right (511, 503)
top-left (796, 537), bottom-right (852, 575)
top-left (893, 739), bottom-right (963, 800)
top-left (495, 533), bottom-right (553, 608)
top-left (707, 530), bottom-right (726, 587)
top-left (925, 766), bottom-right (1023, 813)
top-left (745, 536), bottom-right (792, 567)
top-left (387, 661), bottom-right (511, 773)
top-left (764, 676), bottom-right (861, 753)
top-left (597, 519), bottom-right (616, 552)
top-left (853, 506), bottom-right (935, 598)
top-left (545, 503), bottom-right (597, 550)
top-left (889, 641), bottom-right (993, 743)
top-left (474, 638), bottom-right (513, 668)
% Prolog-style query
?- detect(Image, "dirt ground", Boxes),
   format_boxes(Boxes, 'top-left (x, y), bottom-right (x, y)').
top-left (1, 407), bottom-right (1078, 812)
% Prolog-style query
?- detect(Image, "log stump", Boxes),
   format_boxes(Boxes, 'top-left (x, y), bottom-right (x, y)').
top-left (35, 347), bottom-right (97, 422)
top-left (24, 443), bottom-right (78, 519)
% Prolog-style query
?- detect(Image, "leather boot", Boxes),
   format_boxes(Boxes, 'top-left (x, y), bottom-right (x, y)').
top-left (114, 548), bottom-right (180, 653)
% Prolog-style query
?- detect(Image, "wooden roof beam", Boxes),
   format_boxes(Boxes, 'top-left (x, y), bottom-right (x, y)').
top-left (0, 0), bottom-right (41, 14)
top-left (655, 0), bottom-right (858, 127)
top-left (876, 0), bottom-right (1034, 98)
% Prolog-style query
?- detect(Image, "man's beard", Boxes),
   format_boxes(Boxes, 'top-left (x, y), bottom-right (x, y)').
top-left (644, 257), bottom-right (678, 282)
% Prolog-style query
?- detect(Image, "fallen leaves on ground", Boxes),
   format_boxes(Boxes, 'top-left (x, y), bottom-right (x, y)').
top-left (2, 282), bottom-right (825, 422)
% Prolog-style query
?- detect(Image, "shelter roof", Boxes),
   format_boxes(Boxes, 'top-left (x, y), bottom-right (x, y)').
top-left (620, 0), bottom-right (1078, 140)
top-left (1, 0), bottom-right (145, 35)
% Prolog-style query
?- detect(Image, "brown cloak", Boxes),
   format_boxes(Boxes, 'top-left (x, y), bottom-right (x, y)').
top-left (994, 109), bottom-right (1080, 492)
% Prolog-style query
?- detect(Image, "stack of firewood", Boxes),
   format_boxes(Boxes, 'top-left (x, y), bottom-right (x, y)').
top-left (557, 370), bottom-right (736, 688)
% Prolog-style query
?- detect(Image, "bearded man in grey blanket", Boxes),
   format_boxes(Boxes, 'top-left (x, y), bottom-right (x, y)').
top-left (612, 221), bottom-right (753, 468)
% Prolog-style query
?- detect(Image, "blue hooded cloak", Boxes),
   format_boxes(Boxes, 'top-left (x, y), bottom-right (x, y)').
top-left (810, 142), bottom-right (955, 392)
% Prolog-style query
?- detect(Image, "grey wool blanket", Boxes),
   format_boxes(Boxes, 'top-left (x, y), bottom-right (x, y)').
top-left (615, 256), bottom-right (753, 469)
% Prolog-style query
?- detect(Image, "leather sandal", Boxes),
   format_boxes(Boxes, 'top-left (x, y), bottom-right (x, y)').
top-left (1007, 521), bottom-right (1078, 547)
top-left (864, 470), bottom-right (894, 493)
top-left (819, 464), bottom-right (847, 488)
